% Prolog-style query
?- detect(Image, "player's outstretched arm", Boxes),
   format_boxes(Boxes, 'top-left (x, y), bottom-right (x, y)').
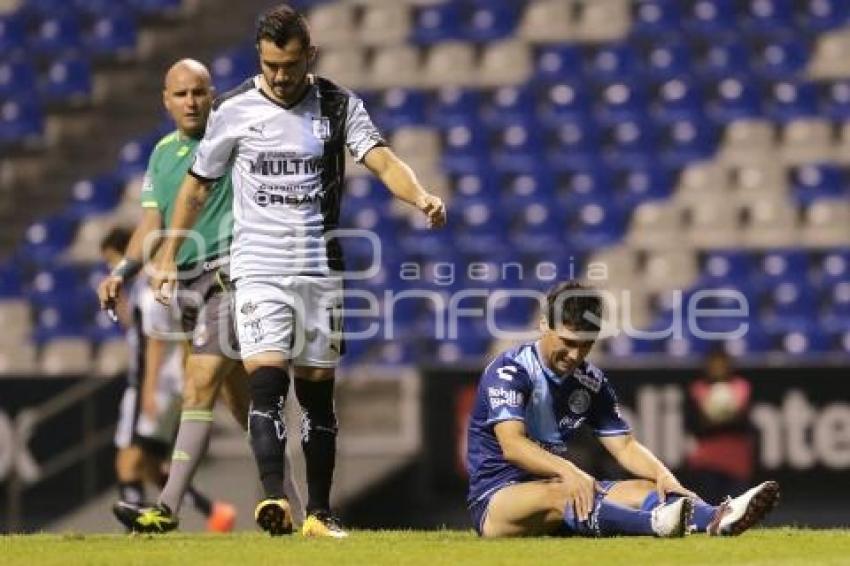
top-left (97, 208), bottom-right (163, 310)
top-left (362, 145), bottom-right (446, 228)
top-left (600, 434), bottom-right (696, 501)
top-left (150, 173), bottom-right (213, 303)
top-left (494, 420), bottom-right (599, 520)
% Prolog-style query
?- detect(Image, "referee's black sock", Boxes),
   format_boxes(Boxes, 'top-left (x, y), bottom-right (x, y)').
top-left (248, 366), bottom-right (290, 500)
top-left (294, 378), bottom-right (338, 515)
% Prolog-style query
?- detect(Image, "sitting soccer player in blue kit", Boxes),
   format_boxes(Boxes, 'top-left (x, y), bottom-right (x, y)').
top-left (466, 281), bottom-right (779, 538)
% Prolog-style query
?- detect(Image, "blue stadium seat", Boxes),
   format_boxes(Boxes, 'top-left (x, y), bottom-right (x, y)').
top-left (707, 76), bottom-right (762, 122)
top-left (211, 44), bottom-right (256, 93)
top-left (660, 114), bottom-right (718, 165)
top-left (761, 281), bottom-right (817, 328)
top-left (373, 88), bottom-right (428, 131)
top-left (740, 0), bottom-right (795, 32)
top-left (602, 118), bottom-right (657, 164)
top-left (698, 250), bottom-right (753, 287)
top-left (430, 87), bottom-right (482, 128)
top-left (440, 123), bottom-right (489, 174)
top-left (683, 0), bottom-right (738, 36)
top-left (696, 39), bottom-right (751, 78)
top-left (437, 323), bottom-right (491, 364)
top-left (558, 163), bottom-right (611, 205)
top-left (499, 170), bottom-right (556, 209)
top-left (820, 80), bottom-right (850, 120)
top-left (412, 2), bottom-right (461, 44)
top-left (345, 176), bottom-right (390, 207)
top-left (751, 35), bottom-right (808, 79)
top-left (0, 262), bottom-right (23, 298)
top-left (823, 281), bottom-right (850, 319)
top-left (639, 39), bottom-right (694, 80)
top-left (0, 59), bottom-right (37, 101)
top-left (586, 44), bottom-right (639, 81)
top-left (41, 56), bottom-right (93, 107)
top-left (596, 81), bottom-right (648, 122)
top-left (0, 97), bottom-right (44, 149)
top-left (127, 0), bottom-right (184, 18)
top-left (451, 199), bottom-right (508, 254)
top-left (20, 215), bottom-right (76, 264)
top-left (67, 174), bottom-right (123, 218)
top-left (556, 163), bottom-right (615, 209)
top-left (653, 77), bottom-right (706, 121)
top-left (462, 0), bottom-right (518, 42)
top-left (489, 119), bottom-right (544, 173)
top-left (452, 167), bottom-right (497, 201)
top-left (0, 14), bottom-right (27, 56)
top-left (86, 9), bottom-right (138, 59)
top-left (798, 0), bottom-right (850, 31)
top-left (764, 79), bottom-right (818, 121)
top-left (753, 249), bottom-right (810, 290)
top-left (790, 163), bottom-right (845, 206)
top-left (613, 161), bottom-right (673, 208)
top-left (537, 80), bottom-right (591, 122)
top-left (723, 322), bottom-right (773, 355)
top-left (544, 116), bottom-right (600, 169)
top-left (26, 264), bottom-right (81, 302)
top-left (533, 45), bottom-right (583, 82)
top-left (566, 199), bottom-right (626, 251)
top-left (664, 332), bottom-right (713, 358)
top-left (815, 249), bottom-right (850, 289)
top-left (508, 201), bottom-right (564, 254)
top-left (30, 13), bottom-right (83, 57)
top-left (481, 85), bottom-right (536, 126)
top-left (631, 0), bottom-right (683, 37)
top-left (116, 133), bottom-right (157, 180)
top-left (774, 327), bottom-right (830, 354)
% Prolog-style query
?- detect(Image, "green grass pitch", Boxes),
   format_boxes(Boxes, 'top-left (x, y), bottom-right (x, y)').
top-left (2, 529), bottom-right (849, 565)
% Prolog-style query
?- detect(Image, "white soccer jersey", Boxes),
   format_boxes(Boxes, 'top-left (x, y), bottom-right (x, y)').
top-left (190, 75), bottom-right (385, 279)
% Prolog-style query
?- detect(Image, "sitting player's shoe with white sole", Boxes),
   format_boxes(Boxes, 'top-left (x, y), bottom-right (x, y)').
top-left (301, 510), bottom-right (349, 538)
top-left (650, 497), bottom-right (693, 537)
top-left (707, 480), bottom-right (780, 536)
top-left (254, 498), bottom-right (293, 536)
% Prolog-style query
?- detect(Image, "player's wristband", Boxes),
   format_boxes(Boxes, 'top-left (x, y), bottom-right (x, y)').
top-left (110, 257), bottom-right (142, 281)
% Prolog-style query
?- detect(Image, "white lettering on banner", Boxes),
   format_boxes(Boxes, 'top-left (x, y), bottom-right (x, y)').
top-left (617, 386), bottom-right (850, 471)
top-left (0, 409), bottom-right (41, 484)
top-left (750, 392), bottom-right (850, 470)
top-left (488, 387), bottom-right (524, 410)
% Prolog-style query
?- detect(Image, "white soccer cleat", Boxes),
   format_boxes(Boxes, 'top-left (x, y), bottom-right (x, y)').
top-left (651, 496), bottom-right (693, 538)
top-left (708, 480), bottom-right (780, 536)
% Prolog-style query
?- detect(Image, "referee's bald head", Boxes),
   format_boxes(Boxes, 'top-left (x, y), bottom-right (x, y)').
top-left (162, 58), bottom-right (214, 138)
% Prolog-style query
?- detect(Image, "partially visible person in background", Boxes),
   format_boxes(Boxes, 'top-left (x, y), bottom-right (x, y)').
top-left (686, 347), bottom-right (755, 505)
top-left (101, 227), bottom-right (236, 533)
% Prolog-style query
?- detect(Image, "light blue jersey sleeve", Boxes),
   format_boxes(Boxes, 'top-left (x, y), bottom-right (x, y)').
top-left (481, 357), bottom-right (533, 427)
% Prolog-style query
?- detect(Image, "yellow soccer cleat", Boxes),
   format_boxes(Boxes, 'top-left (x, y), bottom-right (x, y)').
top-left (301, 510), bottom-right (349, 538)
top-left (254, 498), bottom-right (293, 536)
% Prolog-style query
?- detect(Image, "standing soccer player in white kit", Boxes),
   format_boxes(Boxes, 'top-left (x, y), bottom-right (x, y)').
top-left (151, 3), bottom-right (446, 537)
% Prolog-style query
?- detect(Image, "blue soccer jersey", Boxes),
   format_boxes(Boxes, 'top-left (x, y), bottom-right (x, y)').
top-left (466, 341), bottom-right (631, 506)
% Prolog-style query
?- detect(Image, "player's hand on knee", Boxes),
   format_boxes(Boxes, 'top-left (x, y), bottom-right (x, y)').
top-left (561, 466), bottom-right (597, 522)
top-left (655, 470), bottom-right (697, 502)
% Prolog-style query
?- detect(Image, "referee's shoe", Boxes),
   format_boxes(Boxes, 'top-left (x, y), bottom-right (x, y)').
top-left (112, 501), bottom-right (179, 534)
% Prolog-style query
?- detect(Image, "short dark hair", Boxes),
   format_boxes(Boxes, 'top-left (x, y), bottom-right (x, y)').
top-left (256, 4), bottom-right (311, 48)
top-left (100, 226), bottom-right (131, 255)
top-left (545, 280), bottom-right (604, 334)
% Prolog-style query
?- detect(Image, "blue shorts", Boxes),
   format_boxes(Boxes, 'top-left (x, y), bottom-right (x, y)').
top-left (468, 480), bottom-right (619, 536)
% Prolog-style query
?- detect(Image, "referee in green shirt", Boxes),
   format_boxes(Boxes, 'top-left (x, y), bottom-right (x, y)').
top-left (98, 59), bottom-right (299, 533)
